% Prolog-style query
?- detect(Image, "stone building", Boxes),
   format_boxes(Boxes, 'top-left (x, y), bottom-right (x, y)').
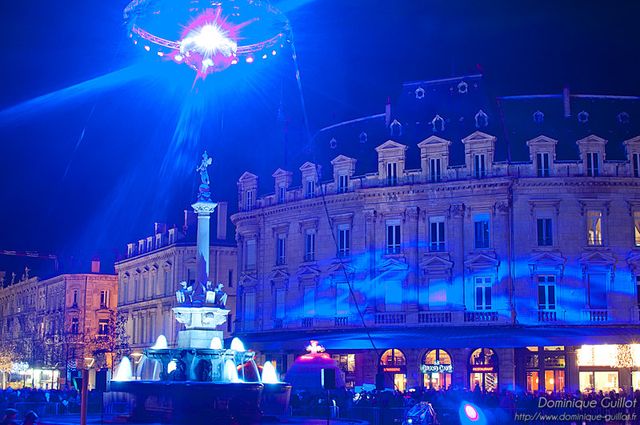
top-left (0, 264), bottom-right (117, 388)
top-left (115, 204), bottom-right (237, 353)
top-left (231, 75), bottom-right (640, 394)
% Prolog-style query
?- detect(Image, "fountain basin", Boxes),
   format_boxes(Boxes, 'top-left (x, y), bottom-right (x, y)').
top-left (109, 380), bottom-right (264, 424)
top-left (261, 383), bottom-right (292, 417)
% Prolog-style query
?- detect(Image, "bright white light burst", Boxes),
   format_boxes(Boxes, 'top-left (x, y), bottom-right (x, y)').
top-left (181, 23), bottom-right (237, 58)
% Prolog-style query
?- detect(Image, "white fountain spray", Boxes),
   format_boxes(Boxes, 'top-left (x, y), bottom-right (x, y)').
top-left (224, 359), bottom-right (240, 382)
top-left (151, 335), bottom-right (168, 349)
top-left (112, 357), bottom-right (133, 381)
top-left (210, 337), bottom-right (223, 349)
top-left (261, 361), bottom-right (280, 384)
top-left (230, 337), bottom-right (245, 352)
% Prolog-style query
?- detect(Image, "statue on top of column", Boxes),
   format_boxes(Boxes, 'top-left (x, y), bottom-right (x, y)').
top-left (196, 151), bottom-right (213, 202)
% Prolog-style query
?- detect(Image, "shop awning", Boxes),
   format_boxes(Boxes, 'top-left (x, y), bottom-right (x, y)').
top-left (235, 325), bottom-right (640, 352)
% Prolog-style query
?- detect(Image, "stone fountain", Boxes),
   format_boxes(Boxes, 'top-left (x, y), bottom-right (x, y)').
top-left (107, 152), bottom-right (291, 423)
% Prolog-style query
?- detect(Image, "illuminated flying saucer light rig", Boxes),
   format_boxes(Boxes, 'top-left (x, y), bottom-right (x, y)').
top-left (124, 0), bottom-right (291, 78)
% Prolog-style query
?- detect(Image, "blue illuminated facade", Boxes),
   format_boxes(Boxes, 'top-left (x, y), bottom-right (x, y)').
top-left (231, 76), bottom-right (640, 394)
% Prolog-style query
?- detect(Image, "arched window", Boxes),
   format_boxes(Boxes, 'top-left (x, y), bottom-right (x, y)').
top-left (577, 111), bottom-right (589, 124)
top-left (359, 131), bottom-right (368, 144)
top-left (380, 348), bottom-right (406, 366)
top-left (457, 81), bottom-right (468, 94)
top-left (415, 87), bottom-right (425, 99)
top-left (422, 349), bottom-right (453, 390)
top-left (329, 137), bottom-right (338, 149)
top-left (469, 348), bottom-right (498, 392)
top-left (390, 120), bottom-right (403, 137)
top-left (617, 112), bottom-right (630, 125)
top-left (431, 114), bottom-right (445, 132)
top-left (475, 110), bottom-right (489, 128)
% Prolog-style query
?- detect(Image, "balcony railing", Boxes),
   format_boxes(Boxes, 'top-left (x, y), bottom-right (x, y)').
top-left (464, 311), bottom-right (498, 322)
top-left (375, 313), bottom-right (406, 325)
top-left (538, 310), bottom-right (558, 322)
top-left (418, 311), bottom-right (452, 324)
top-left (301, 317), bottom-right (314, 328)
top-left (583, 309), bottom-right (609, 322)
top-left (273, 318), bottom-right (283, 329)
top-left (335, 317), bottom-right (348, 326)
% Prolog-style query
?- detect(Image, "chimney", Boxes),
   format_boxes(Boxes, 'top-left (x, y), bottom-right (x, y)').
top-left (91, 258), bottom-right (100, 274)
top-left (385, 96), bottom-right (391, 127)
top-left (563, 86), bottom-right (571, 118)
top-left (216, 201), bottom-right (228, 240)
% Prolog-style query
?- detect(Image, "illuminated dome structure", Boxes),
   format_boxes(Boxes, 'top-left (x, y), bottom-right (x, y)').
top-left (124, 0), bottom-right (291, 78)
top-left (285, 341), bottom-right (345, 393)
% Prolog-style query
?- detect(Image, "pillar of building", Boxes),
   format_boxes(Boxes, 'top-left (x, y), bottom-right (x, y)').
top-left (565, 346), bottom-right (580, 393)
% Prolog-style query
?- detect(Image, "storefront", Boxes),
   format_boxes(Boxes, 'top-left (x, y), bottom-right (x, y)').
top-left (421, 349), bottom-right (452, 390)
top-left (524, 346), bottom-right (566, 393)
top-left (379, 348), bottom-right (407, 392)
top-left (331, 353), bottom-right (356, 388)
top-left (577, 344), bottom-right (640, 392)
top-left (469, 348), bottom-right (498, 392)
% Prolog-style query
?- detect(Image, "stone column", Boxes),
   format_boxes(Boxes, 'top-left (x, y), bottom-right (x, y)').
top-left (191, 200), bottom-right (217, 306)
top-left (565, 346), bottom-right (580, 393)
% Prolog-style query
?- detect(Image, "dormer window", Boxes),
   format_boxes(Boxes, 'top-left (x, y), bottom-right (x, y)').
top-left (245, 190), bottom-right (254, 210)
top-left (338, 174), bottom-right (349, 193)
top-left (390, 120), bottom-right (402, 137)
top-left (431, 115), bottom-right (445, 132)
top-left (475, 110), bottom-right (488, 128)
top-left (474, 154), bottom-right (487, 178)
top-left (168, 228), bottom-right (176, 244)
top-left (146, 237), bottom-right (153, 252)
top-left (429, 158), bottom-right (441, 182)
top-left (155, 234), bottom-right (162, 248)
top-left (359, 132), bottom-right (368, 144)
top-left (415, 87), bottom-right (425, 99)
top-left (329, 137), bottom-right (338, 149)
top-left (586, 152), bottom-right (599, 177)
top-left (618, 112), bottom-right (630, 125)
top-left (305, 180), bottom-right (315, 198)
top-left (387, 162), bottom-right (398, 185)
top-left (457, 81), bottom-right (468, 94)
top-left (536, 152), bottom-right (550, 177)
top-left (578, 111), bottom-right (589, 124)
top-left (277, 185), bottom-right (286, 204)
top-left (127, 244), bottom-right (134, 257)
top-left (138, 240), bottom-right (145, 254)
top-left (632, 153), bottom-right (640, 178)
top-left (533, 110), bottom-right (544, 124)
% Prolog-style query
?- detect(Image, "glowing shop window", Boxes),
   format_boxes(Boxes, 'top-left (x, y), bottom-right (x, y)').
top-left (576, 344), bottom-right (617, 367)
top-left (380, 349), bottom-right (406, 366)
top-left (633, 371), bottom-right (640, 390)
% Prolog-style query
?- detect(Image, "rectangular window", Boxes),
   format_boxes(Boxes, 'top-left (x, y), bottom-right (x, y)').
top-left (305, 180), bottom-right (315, 198)
top-left (537, 218), bottom-right (553, 246)
top-left (245, 190), bottom-right (254, 210)
top-left (72, 290), bottom-right (78, 307)
top-left (429, 158), bottom-right (441, 182)
top-left (228, 269), bottom-right (233, 288)
top-left (304, 229), bottom-right (316, 262)
top-left (429, 216), bottom-right (446, 252)
top-left (428, 278), bottom-right (447, 308)
top-left (336, 282), bottom-right (349, 316)
top-left (634, 212), bottom-right (640, 247)
top-left (536, 152), bottom-right (550, 177)
top-left (98, 319), bottom-right (109, 335)
top-left (587, 152), bottom-right (599, 177)
top-left (538, 275), bottom-right (556, 310)
top-left (386, 220), bottom-right (401, 254)
top-left (337, 224), bottom-right (350, 257)
top-left (588, 273), bottom-right (607, 309)
top-left (387, 162), bottom-right (398, 185)
top-left (636, 276), bottom-right (640, 307)
top-left (275, 289), bottom-right (285, 319)
top-left (244, 292), bottom-right (256, 322)
top-left (474, 276), bottom-right (492, 310)
top-left (164, 269), bottom-right (171, 296)
top-left (71, 317), bottom-right (79, 334)
top-left (338, 174), bottom-right (349, 193)
top-left (276, 234), bottom-right (286, 265)
top-left (474, 154), bottom-right (486, 178)
top-left (245, 239), bottom-right (256, 270)
top-left (633, 153), bottom-right (640, 178)
top-left (385, 280), bottom-right (402, 311)
top-left (278, 185), bottom-right (286, 203)
top-left (303, 286), bottom-right (315, 317)
top-left (100, 290), bottom-right (109, 308)
top-left (474, 214), bottom-right (490, 249)
top-left (587, 210), bottom-right (603, 246)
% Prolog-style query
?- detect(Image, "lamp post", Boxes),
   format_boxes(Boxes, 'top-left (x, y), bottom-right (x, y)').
top-left (80, 357), bottom-right (94, 425)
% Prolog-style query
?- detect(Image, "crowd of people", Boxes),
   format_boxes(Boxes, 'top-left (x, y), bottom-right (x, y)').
top-left (291, 386), bottom-right (640, 424)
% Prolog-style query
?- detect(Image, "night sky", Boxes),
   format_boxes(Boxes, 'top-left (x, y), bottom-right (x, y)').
top-left (1, 0), bottom-right (639, 275)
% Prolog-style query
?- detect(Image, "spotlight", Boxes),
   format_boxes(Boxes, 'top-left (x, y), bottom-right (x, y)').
top-left (246, 56), bottom-right (254, 63)
top-left (262, 53), bottom-right (267, 59)
top-left (271, 49), bottom-right (277, 56)
top-left (157, 51), bottom-right (164, 57)
top-left (459, 402), bottom-right (486, 425)
top-left (144, 45), bottom-right (151, 51)
top-left (202, 58), bottom-right (214, 67)
top-left (231, 58), bottom-right (238, 65)
top-left (464, 404), bottom-right (479, 421)
top-left (174, 54), bottom-right (184, 62)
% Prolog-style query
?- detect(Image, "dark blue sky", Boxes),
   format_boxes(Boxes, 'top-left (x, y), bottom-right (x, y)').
top-left (0, 0), bottom-right (639, 275)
